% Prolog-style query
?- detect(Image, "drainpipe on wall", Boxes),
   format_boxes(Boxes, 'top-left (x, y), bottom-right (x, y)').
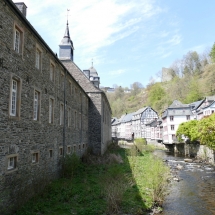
top-left (63, 69), bottom-right (67, 157)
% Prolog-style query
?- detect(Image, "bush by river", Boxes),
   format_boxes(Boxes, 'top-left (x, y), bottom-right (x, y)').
top-left (17, 143), bottom-right (170, 215)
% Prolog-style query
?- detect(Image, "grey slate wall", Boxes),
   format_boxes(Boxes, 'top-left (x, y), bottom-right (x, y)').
top-left (0, 0), bottom-right (89, 212)
top-left (62, 61), bottom-right (112, 155)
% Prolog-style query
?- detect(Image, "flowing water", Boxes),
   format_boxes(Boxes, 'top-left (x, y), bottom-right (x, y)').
top-left (154, 150), bottom-right (215, 215)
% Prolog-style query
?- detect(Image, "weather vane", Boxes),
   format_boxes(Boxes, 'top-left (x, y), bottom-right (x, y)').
top-left (66, 9), bottom-right (70, 22)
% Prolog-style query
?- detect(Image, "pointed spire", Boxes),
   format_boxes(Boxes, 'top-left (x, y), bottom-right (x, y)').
top-left (59, 10), bottom-right (74, 61)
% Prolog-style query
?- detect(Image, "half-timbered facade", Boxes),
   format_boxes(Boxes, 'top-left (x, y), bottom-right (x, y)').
top-left (132, 107), bottom-right (158, 138)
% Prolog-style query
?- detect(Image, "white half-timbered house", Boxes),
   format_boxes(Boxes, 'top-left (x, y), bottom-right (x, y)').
top-left (145, 119), bottom-right (163, 142)
top-left (132, 107), bottom-right (158, 139)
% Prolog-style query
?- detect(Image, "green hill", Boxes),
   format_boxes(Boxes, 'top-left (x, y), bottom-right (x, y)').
top-left (106, 47), bottom-right (215, 118)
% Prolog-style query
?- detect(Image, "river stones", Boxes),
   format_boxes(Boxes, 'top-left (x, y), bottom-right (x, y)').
top-left (184, 158), bottom-right (193, 162)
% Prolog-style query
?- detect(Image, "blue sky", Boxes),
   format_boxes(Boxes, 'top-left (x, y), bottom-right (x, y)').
top-left (14, 0), bottom-right (215, 88)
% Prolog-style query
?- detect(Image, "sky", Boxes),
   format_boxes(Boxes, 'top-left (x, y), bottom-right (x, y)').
top-left (14, 0), bottom-right (215, 88)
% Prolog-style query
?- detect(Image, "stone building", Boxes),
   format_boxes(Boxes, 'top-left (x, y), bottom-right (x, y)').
top-left (161, 67), bottom-right (174, 82)
top-left (0, 0), bottom-right (111, 213)
top-left (59, 22), bottom-right (111, 155)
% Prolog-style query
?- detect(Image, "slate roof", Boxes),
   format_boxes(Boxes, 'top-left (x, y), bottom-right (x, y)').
top-left (202, 100), bottom-right (215, 110)
top-left (60, 21), bottom-right (74, 49)
top-left (146, 119), bottom-right (162, 127)
top-left (121, 112), bottom-right (134, 123)
top-left (189, 100), bottom-right (204, 110)
top-left (133, 107), bottom-right (147, 115)
top-left (168, 100), bottom-right (189, 108)
top-left (162, 100), bottom-right (193, 118)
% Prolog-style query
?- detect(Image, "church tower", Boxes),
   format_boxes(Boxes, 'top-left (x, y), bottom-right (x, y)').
top-left (59, 20), bottom-right (74, 61)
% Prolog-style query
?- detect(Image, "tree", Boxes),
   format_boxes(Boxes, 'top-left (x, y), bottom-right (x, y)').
top-left (184, 76), bottom-right (202, 103)
top-left (176, 120), bottom-right (199, 142)
top-left (182, 51), bottom-right (201, 76)
top-left (147, 83), bottom-right (166, 110)
top-left (130, 82), bottom-right (143, 96)
top-left (209, 43), bottom-right (215, 63)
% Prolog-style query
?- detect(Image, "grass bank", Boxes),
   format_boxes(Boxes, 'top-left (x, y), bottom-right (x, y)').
top-left (17, 143), bottom-right (170, 215)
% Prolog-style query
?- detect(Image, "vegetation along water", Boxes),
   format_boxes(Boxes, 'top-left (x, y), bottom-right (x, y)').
top-left (16, 142), bottom-right (170, 215)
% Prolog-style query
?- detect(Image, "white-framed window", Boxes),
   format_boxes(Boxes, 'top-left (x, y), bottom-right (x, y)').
top-left (171, 125), bottom-right (174, 130)
top-left (49, 98), bottom-right (54, 124)
top-left (14, 29), bottom-right (20, 53)
top-left (9, 77), bottom-right (22, 118)
top-left (68, 107), bottom-right (71, 127)
top-left (10, 79), bottom-right (17, 116)
top-left (50, 63), bottom-right (55, 81)
top-left (60, 103), bottom-right (64, 125)
top-left (32, 152), bottom-right (39, 163)
top-left (33, 90), bottom-right (40, 121)
top-left (13, 24), bottom-right (23, 54)
top-left (60, 72), bottom-right (64, 90)
top-left (35, 46), bottom-right (42, 70)
top-left (7, 155), bottom-right (17, 170)
top-left (186, 115), bottom-right (190, 120)
top-left (170, 116), bottom-right (174, 121)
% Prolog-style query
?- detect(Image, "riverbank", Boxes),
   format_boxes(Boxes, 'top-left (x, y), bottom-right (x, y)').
top-left (16, 143), bottom-right (170, 215)
top-left (155, 150), bottom-right (215, 215)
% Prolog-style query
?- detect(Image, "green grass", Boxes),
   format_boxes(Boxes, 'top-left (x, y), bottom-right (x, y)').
top-left (17, 144), bottom-right (170, 215)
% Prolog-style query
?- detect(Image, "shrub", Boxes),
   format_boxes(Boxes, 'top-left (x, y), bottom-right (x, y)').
top-left (61, 153), bottom-right (81, 178)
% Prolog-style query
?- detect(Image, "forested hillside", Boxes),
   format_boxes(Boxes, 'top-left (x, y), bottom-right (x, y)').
top-left (106, 44), bottom-right (215, 118)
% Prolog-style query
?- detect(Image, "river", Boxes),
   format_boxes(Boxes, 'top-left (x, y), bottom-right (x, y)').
top-left (154, 150), bottom-right (215, 215)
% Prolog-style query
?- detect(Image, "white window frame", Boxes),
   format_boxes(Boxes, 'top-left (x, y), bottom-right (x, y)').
top-left (60, 103), bottom-right (64, 125)
top-left (13, 23), bottom-right (23, 55)
top-left (10, 79), bottom-right (17, 116)
top-left (14, 29), bottom-right (20, 53)
top-left (7, 156), bottom-right (17, 170)
top-left (32, 152), bottom-right (39, 163)
top-left (35, 45), bottom-right (42, 70)
top-left (36, 49), bottom-right (40, 69)
top-left (50, 62), bottom-right (55, 82)
top-left (33, 90), bottom-right (40, 121)
top-left (49, 97), bottom-right (54, 124)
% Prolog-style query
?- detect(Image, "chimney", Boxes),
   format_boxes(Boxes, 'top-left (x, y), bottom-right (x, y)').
top-left (14, 2), bottom-right (27, 17)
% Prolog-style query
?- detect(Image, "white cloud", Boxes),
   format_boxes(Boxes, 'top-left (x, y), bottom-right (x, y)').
top-left (13, 0), bottom-right (162, 61)
top-left (166, 34), bottom-right (182, 46)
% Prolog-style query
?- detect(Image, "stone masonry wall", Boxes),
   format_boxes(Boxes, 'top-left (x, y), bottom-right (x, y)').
top-left (0, 0), bottom-right (89, 213)
top-left (62, 60), bottom-right (112, 155)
